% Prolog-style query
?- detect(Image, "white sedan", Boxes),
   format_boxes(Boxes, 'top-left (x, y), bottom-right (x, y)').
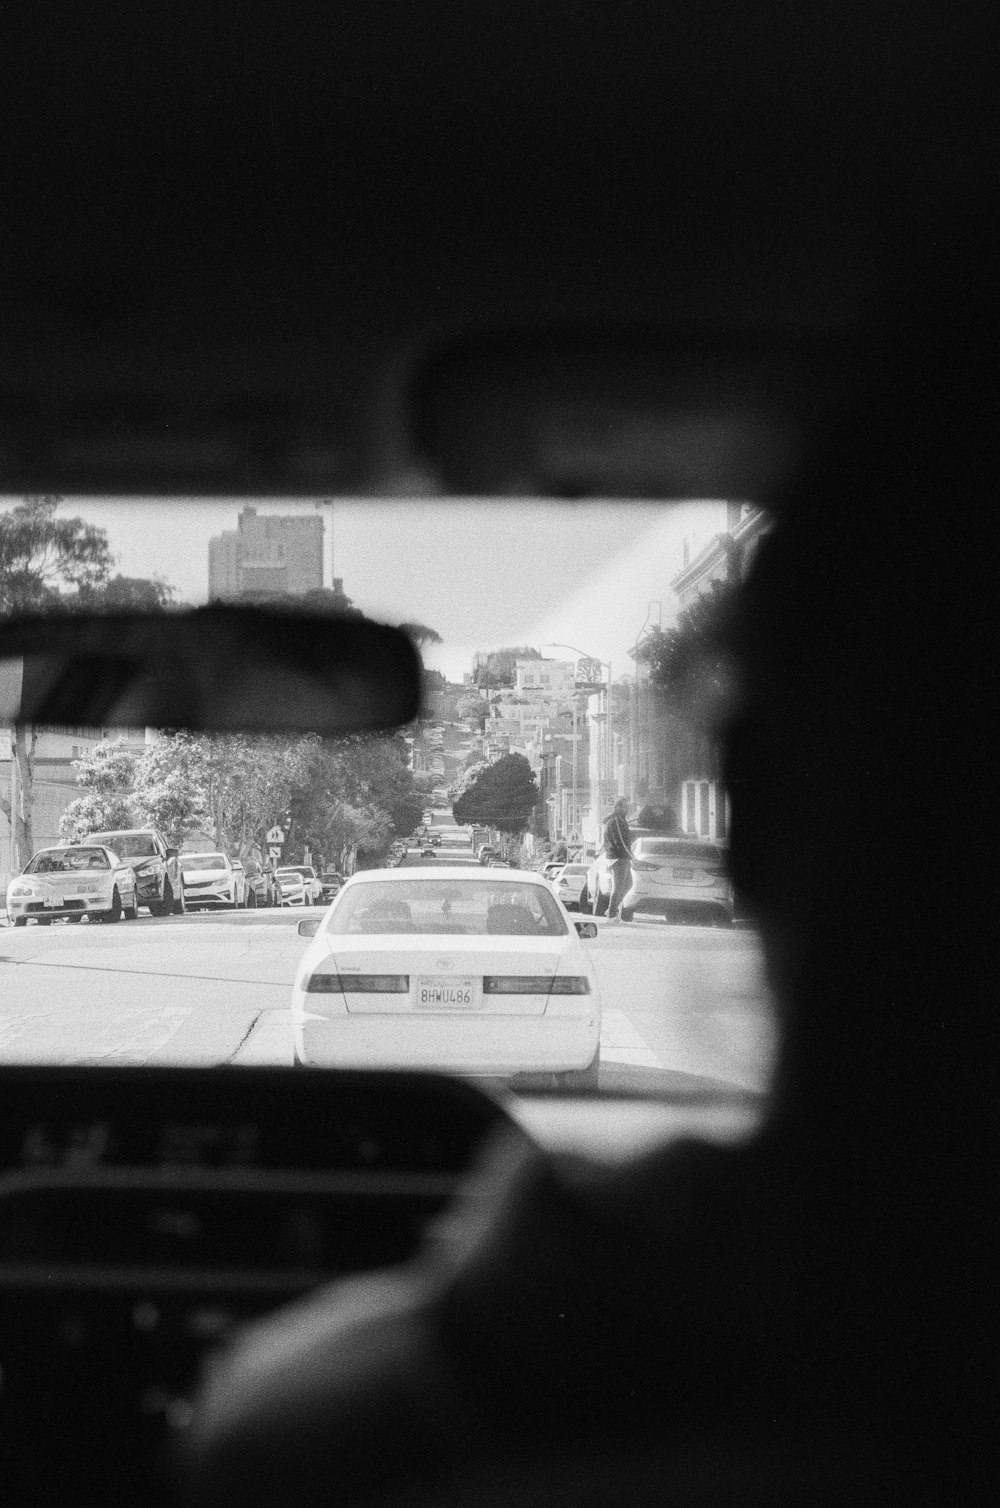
top-left (178, 852), bottom-right (240, 910)
top-left (291, 867), bottom-right (601, 1088)
top-left (274, 867), bottom-right (309, 906)
top-left (550, 862), bottom-right (591, 912)
top-left (6, 845), bottom-right (138, 925)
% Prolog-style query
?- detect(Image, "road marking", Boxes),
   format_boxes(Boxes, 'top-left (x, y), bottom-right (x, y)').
top-left (599, 1009), bottom-right (661, 1067)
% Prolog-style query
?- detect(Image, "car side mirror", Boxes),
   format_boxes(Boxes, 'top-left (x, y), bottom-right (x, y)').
top-left (297, 918), bottom-right (321, 939)
top-left (575, 921), bottom-right (598, 939)
top-left (165, 847), bottom-right (178, 859)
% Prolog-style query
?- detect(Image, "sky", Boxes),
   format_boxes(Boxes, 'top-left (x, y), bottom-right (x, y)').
top-left (4, 496), bottom-right (727, 683)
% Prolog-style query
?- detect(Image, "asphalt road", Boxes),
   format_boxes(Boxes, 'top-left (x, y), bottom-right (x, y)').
top-left (0, 816), bottom-right (775, 1091)
top-left (0, 904), bottom-right (774, 1092)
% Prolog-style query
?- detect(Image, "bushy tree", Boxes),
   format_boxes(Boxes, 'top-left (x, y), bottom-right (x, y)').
top-left (453, 753), bottom-right (539, 835)
top-left (79, 573), bottom-right (176, 612)
top-left (59, 739), bottom-right (141, 839)
top-left (286, 732), bottom-right (421, 864)
top-left (0, 497), bottom-right (114, 616)
top-left (634, 578), bottom-right (738, 731)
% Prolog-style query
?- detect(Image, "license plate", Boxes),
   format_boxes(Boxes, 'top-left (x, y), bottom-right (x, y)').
top-left (672, 867), bottom-right (695, 880)
top-left (417, 976), bottom-right (475, 1008)
top-left (44, 896), bottom-right (65, 908)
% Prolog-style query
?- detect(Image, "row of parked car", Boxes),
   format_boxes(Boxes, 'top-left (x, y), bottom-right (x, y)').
top-left (4, 826), bottom-right (348, 924)
top-left (538, 833), bottom-right (734, 927)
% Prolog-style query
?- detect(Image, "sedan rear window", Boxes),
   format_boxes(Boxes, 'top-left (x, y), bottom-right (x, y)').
top-left (180, 854), bottom-right (227, 871)
top-left (328, 879), bottom-right (568, 936)
top-left (89, 832), bottom-right (158, 858)
top-left (25, 848), bottom-right (110, 873)
top-left (635, 840), bottom-right (725, 864)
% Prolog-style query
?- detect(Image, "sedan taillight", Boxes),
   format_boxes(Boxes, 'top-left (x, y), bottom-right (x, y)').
top-left (305, 973), bottom-right (409, 993)
top-left (483, 975), bottom-right (590, 995)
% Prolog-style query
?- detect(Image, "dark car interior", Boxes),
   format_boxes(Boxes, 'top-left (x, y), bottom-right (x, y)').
top-left (0, 3), bottom-right (994, 1505)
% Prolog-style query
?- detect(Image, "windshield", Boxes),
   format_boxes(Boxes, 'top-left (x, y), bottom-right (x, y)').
top-left (24, 847), bottom-right (110, 873)
top-left (1, 495), bottom-right (776, 1105)
top-left (328, 878), bottom-right (568, 936)
top-left (636, 840), bottom-right (723, 863)
top-left (88, 832), bottom-right (158, 858)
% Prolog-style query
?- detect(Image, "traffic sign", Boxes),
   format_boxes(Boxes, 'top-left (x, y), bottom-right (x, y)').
top-left (266, 826), bottom-right (285, 844)
top-left (268, 845), bottom-right (282, 859)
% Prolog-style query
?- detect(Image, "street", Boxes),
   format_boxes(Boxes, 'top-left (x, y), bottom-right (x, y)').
top-left (0, 906), bottom-right (775, 1093)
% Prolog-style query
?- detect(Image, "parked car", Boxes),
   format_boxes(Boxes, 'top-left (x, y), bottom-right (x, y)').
top-left (421, 846), bottom-right (436, 859)
top-left (83, 827), bottom-right (183, 916)
top-left (6, 844), bottom-right (139, 925)
top-left (279, 865), bottom-right (323, 904)
top-left (551, 863), bottom-right (591, 912)
top-left (478, 845), bottom-right (498, 866)
top-left (319, 872), bottom-right (345, 902)
top-left (274, 868), bottom-right (308, 906)
top-left (229, 861), bottom-right (249, 908)
top-left (241, 848), bottom-right (277, 908)
top-left (620, 837), bottom-right (733, 926)
top-left (178, 852), bottom-right (241, 910)
top-left (427, 832), bottom-right (442, 846)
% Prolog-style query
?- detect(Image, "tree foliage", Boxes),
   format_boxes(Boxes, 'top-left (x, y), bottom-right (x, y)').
top-left (59, 740), bottom-right (141, 839)
top-left (79, 574), bottom-right (176, 612)
top-left (286, 733), bottom-right (422, 864)
top-left (0, 497), bottom-right (114, 615)
top-left (452, 753), bottom-right (539, 834)
top-left (634, 579), bottom-right (739, 731)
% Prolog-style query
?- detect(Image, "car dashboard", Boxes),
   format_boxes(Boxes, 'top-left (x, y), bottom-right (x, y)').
top-left (0, 1065), bottom-right (758, 1506)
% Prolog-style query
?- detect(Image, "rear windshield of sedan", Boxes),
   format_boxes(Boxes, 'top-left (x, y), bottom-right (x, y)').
top-left (327, 879), bottom-right (569, 936)
top-left (89, 832), bottom-right (159, 858)
top-left (180, 854), bottom-right (227, 871)
top-left (635, 840), bottom-right (726, 864)
top-left (25, 848), bottom-right (111, 874)
top-left (560, 865), bottom-right (590, 877)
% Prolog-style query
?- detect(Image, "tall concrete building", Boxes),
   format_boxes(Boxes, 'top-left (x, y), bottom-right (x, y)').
top-left (208, 507), bottom-right (324, 601)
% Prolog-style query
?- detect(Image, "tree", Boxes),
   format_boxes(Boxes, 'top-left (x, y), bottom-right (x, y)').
top-left (79, 573), bottom-right (176, 612)
top-left (132, 733), bottom-right (208, 847)
top-left (59, 739), bottom-right (142, 839)
top-left (1, 726), bottom-right (39, 871)
top-left (283, 731), bottom-right (423, 867)
top-left (452, 753), bottom-right (539, 835)
top-left (634, 579), bottom-right (738, 732)
top-left (399, 622), bottom-right (443, 651)
top-left (0, 496), bottom-right (115, 616)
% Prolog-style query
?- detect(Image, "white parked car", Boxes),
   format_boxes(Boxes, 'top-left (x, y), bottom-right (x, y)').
top-left (280, 865), bottom-right (323, 904)
top-left (621, 837), bottom-right (734, 926)
top-left (274, 867), bottom-right (309, 906)
top-left (291, 866), bottom-right (601, 1087)
top-left (550, 862), bottom-right (591, 912)
top-left (6, 845), bottom-right (138, 925)
top-left (178, 852), bottom-right (240, 910)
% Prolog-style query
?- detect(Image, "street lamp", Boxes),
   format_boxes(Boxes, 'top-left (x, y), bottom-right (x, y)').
top-left (544, 643), bottom-right (614, 835)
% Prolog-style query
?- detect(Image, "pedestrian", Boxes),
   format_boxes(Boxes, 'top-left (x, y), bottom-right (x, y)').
top-left (602, 796), bottom-right (633, 920)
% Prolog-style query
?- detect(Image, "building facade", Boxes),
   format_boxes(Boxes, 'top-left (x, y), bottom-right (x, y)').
top-left (208, 507), bottom-right (324, 601)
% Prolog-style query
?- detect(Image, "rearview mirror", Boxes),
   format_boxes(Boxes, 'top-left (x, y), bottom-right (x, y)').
top-left (575, 920), bottom-right (598, 939)
top-left (0, 607), bottom-right (421, 735)
top-left (297, 918), bottom-right (321, 939)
